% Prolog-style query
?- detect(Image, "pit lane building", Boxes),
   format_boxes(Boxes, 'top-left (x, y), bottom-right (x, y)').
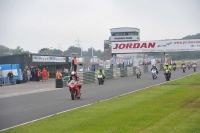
top-left (0, 53), bottom-right (70, 81)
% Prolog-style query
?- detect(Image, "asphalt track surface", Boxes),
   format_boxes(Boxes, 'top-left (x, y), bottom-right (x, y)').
top-left (0, 65), bottom-right (199, 130)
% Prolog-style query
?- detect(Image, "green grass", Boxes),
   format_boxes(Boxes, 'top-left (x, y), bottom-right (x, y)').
top-left (1, 73), bottom-right (200, 133)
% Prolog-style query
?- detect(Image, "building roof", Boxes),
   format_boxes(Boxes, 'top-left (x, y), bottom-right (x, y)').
top-left (110, 27), bottom-right (140, 30)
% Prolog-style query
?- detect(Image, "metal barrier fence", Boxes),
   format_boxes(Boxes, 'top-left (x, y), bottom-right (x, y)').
top-left (120, 68), bottom-right (127, 77)
top-left (83, 71), bottom-right (95, 84)
top-left (61, 64), bottom-right (164, 88)
top-left (104, 69), bottom-right (113, 79)
top-left (143, 66), bottom-right (148, 73)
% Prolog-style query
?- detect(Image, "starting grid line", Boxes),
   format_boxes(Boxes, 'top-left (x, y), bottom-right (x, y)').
top-left (1, 71), bottom-right (199, 132)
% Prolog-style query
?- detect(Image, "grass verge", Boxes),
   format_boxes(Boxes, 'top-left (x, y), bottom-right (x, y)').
top-left (1, 73), bottom-right (200, 133)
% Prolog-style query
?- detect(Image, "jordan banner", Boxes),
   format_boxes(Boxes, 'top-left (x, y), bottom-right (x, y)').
top-left (111, 39), bottom-right (200, 53)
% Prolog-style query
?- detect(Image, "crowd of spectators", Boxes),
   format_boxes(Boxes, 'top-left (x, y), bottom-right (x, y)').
top-left (26, 67), bottom-right (49, 82)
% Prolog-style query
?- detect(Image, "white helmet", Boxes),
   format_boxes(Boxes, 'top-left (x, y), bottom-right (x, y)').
top-left (137, 66), bottom-right (140, 68)
top-left (165, 63), bottom-right (168, 65)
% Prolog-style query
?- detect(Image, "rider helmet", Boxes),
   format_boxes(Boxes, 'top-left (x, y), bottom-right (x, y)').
top-left (71, 71), bottom-right (77, 76)
top-left (165, 63), bottom-right (168, 66)
top-left (137, 66), bottom-right (140, 68)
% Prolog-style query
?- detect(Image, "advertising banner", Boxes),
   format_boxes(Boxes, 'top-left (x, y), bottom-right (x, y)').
top-left (99, 60), bottom-right (104, 66)
top-left (32, 56), bottom-right (66, 62)
top-left (111, 39), bottom-right (200, 53)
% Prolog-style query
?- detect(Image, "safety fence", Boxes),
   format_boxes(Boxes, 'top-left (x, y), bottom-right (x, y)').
top-left (62, 63), bottom-right (164, 87)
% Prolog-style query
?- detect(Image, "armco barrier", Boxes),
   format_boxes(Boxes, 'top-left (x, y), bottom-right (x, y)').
top-left (127, 67), bottom-right (133, 76)
top-left (133, 66), bottom-right (137, 76)
top-left (113, 68), bottom-right (120, 79)
top-left (61, 63), bottom-right (164, 87)
top-left (105, 69), bottom-right (113, 79)
top-left (83, 71), bottom-right (95, 84)
top-left (120, 68), bottom-right (127, 77)
top-left (143, 66), bottom-right (148, 73)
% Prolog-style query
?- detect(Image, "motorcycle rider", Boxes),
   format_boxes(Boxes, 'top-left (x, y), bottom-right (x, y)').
top-left (135, 66), bottom-right (141, 75)
top-left (151, 64), bottom-right (158, 74)
top-left (163, 63), bottom-right (172, 78)
top-left (181, 61), bottom-right (186, 68)
top-left (192, 61), bottom-right (197, 66)
top-left (67, 71), bottom-right (81, 98)
top-left (187, 61), bottom-right (191, 68)
top-left (172, 62), bottom-right (176, 66)
top-left (96, 69), bottom-right (105, 80)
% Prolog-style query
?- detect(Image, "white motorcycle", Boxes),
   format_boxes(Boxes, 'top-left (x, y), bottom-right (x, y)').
top-left (97, 74), bottom-right (104, 85)
top-left (151, 69), bottom-right (157, 80)
top-left (135, 69), bottom-right (141, 78)
top-left (165, 70), bottom-right (170, 81)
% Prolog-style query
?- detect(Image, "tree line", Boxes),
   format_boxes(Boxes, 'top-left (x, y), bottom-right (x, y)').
top-left (0, 45), bottom-right (103, 57)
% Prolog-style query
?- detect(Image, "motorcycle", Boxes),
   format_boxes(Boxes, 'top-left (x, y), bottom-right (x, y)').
top-left (192, 64), bottom-right (197, 72)
top-left (136, 69), bottom-right (141, 78)
top-left (173, 65), bottom-right (176, 71)
top-left (97, 74), bottom-right (104, 85)
top-left (151, 69), bottom-right (157, 80)
top-left (182, 65), bottom-right (186, 73)
top-left (68, 80), bottom-right (81, 100)
top-left (165, 70), bottom-right (170, 81)
top-left (187, 64), bottom-right (190, 70)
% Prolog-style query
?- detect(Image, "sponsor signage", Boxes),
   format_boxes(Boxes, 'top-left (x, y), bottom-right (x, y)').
top-left (32, 55), bottom-right (66, 62)
top-left (111, 39), bottom-right (200, 53)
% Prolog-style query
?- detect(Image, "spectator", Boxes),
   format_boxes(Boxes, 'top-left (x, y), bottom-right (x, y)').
top-left (37, 68), bottom-right (41, 82)
top-left (56, 70), bottom-right (61, 79)
top-left (27, 68), bottom-right (31, 82)
top-left (42, 68), bottom-right (47, 82)
top-left (7, 71), bottom-right (14, 83)
top-left (72, 56), bottom-right (78, 72)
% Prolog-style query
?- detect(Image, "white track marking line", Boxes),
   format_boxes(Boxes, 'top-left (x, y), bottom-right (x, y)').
top-left (0, 88), bottom-right (64, 99)
top-left (0, 71), bottom-right (199, 131)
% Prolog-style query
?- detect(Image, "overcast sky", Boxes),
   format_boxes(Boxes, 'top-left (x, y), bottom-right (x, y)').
top-left (0, 0), bottom-right (200, 53)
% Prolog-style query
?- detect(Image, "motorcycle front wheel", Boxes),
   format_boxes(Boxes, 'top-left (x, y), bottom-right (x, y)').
top-left (71, 90), bottom-right (76, 100)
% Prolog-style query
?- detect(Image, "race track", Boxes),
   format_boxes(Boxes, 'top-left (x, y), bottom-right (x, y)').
top-left (0, 65), bottom-right (198, 130)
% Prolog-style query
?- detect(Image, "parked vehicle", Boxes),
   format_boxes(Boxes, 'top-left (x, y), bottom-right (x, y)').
top-left (0, 64), bottom-right (22, 84)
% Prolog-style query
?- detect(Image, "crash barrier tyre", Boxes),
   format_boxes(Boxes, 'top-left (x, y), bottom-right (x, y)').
top-left (55, 79), bottom-right (63, 88)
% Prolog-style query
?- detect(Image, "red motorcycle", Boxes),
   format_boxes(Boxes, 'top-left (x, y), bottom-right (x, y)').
top-left (68, 80), bottom-right (81, 100)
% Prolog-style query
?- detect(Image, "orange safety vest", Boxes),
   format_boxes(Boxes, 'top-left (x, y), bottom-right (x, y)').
top-left (56, 72), bottom-right (60, 79)
top-left (74, 58), bottom-right (78, 65)
top-left (38, 71), bottom-right (41, 76)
